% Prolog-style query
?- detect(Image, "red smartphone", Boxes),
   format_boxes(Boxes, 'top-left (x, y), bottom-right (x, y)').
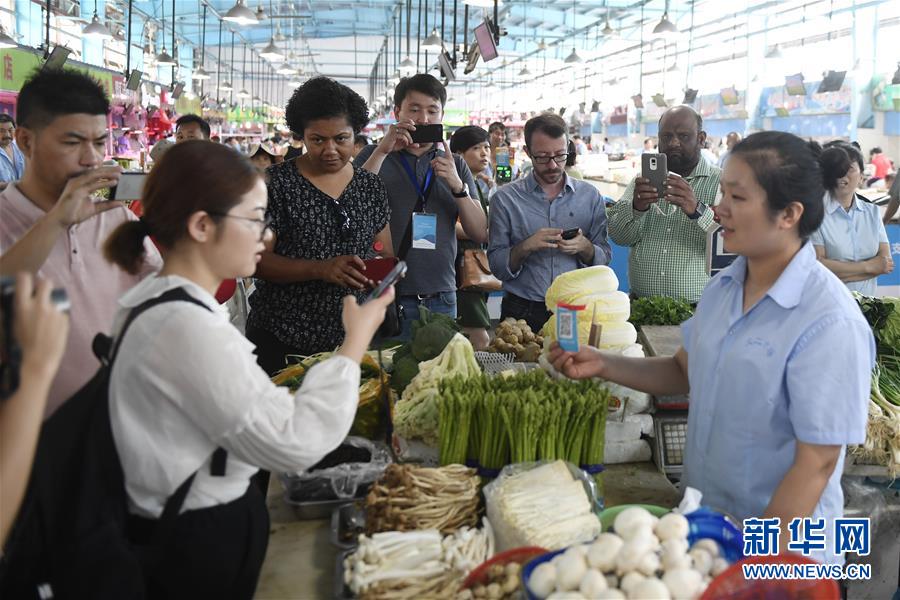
top-left (363, 257), bottom-right (400, 285)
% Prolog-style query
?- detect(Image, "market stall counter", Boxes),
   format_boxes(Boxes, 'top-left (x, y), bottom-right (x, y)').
top-left (254, 462), bottom-right (679, 599)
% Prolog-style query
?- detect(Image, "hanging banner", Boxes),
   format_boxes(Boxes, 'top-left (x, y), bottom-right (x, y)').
top-left (0, 48), bottom-right (116, 99)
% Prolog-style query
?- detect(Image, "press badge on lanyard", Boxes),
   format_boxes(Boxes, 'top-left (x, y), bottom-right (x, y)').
top-left (402, 154), bottom-right (437, 251)
top-left (557, 303), bottom-right (585, 353)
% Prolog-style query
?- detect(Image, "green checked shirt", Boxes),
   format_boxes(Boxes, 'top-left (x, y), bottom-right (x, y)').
top-left (607, 159), bottom-right (722, 303)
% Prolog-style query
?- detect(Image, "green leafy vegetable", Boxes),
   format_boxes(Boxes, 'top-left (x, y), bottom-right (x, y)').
top-left (629, 296), bottom-right (694, 327)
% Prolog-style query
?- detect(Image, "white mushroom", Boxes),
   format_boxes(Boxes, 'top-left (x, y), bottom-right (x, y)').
top-left (594, 591), bottom-right (626, 600)
top-left (529, 562), bottom-right (558, 599)
top-left (630, 577), bottom-right (672, 600)
top-left (688, 548), bottom-right (713, 577)
top-left (613, 507), bottom-right (657, 540)
top-left (588, 534), bottom-right (625, 572)
top-left (691, 539), bottom-right (720, 558)
top-left (637, 552), bottom-right (661, 577)
top-left (654, 513), bottom-right (690, 542)
top-left (661, 539), bottom-right (689, 557)
top-left (662, 568), bottom-right (703, 600)
top-left (579, 569), bottom-right (608, 597)
top-left (616, 536), bottom-right (657, 575)
top-left (556, 552), bottom-right (588, 592)
top-left (711, 557), bottom-right (730, 577)
top-left (619, 572), bottom-right (646, 596)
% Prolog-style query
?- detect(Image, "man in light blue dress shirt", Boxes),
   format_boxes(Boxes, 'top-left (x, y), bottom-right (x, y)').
top-left (0, 114), bottom-right (26, 189)
top-left (488, 113), bottom-right (611, 334)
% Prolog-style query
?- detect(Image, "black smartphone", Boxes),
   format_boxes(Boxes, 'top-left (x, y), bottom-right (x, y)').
top-left (364, 260), bottom-right (407, 303)
top-left (561, 228), bottom-right (580, 240)
top-left (641, 153), bottom-right (668, 198)
top-left (111, 172), bottom-right (148, 202)
top-left (409, 124), bottom-right (444, 144)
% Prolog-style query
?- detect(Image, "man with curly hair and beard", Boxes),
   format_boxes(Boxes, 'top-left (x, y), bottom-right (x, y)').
top-left (246, 76), bottom-right (393, 375)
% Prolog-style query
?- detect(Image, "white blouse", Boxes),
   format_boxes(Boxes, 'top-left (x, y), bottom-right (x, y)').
top-left (109, 275), bottom-right (360, 518)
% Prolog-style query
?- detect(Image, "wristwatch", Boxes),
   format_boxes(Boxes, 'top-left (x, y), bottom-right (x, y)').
top-left (688, 201), bottom-right (708, 220)
top-left (451, 185), bottom-right (469, 198)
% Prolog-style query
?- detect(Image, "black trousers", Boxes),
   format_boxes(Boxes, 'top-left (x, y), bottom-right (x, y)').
top-left (501, 292), bottom-right (552, 336)
top-left (128, 483), bottom-right (269, 600)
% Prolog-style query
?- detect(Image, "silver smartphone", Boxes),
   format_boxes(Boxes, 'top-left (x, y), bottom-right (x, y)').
top-left (642, 153), bottom-right (668, 198)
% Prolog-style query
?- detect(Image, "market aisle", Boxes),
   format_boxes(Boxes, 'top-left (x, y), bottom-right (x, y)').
top-left (256, 477), bottom-right (335, 600)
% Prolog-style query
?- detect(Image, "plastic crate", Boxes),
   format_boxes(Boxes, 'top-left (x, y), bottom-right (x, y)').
top-left (653, 411), bottom-right (688, 476)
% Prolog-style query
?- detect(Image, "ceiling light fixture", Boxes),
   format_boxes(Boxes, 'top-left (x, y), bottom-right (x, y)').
top-left (275, 62), bottom-right (295, 75)
top-left (192, 66), bottom-right (210, 80)
top-left (155, 47), bottom-right (176, 66)
top-left (765, 44), bottom-right (783, 60)
top-left (422, 28), bottom-right (443, 51)
top-left (399, 56), bottom-right (416, 75)
top-left (82, 4), bottom-right (113, 39)
top-left (259, 37), bottom-right (283, 61)
top-left (463, 0), bottom-right (496, 7)
top-left (653, 3), bottom-right (678, 36)
top-left (518, 65), bottom-right (531, 76)
top-left (564, 48), bottom-right (583, 64)
top-left (223, 0), bottom-right (259, 26)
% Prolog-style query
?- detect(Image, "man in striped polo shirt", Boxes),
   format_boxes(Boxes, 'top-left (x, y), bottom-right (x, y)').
top-left (607, 105), bottom-right (722, 303)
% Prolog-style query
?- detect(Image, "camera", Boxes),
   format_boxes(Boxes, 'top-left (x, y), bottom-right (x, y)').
top-left (0, 277), bottom-right (70, 399)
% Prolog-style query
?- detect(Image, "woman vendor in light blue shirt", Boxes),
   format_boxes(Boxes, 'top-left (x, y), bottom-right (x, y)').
top-left (549, 131), bottom-right (874, 565)
top-left (811, 142), bottom-right (893, 296)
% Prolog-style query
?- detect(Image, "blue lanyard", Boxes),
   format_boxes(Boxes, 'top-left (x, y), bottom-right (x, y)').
top-left (399, 154), bottom-right (434, 208)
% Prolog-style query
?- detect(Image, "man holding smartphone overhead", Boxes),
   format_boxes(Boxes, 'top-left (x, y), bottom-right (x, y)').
top-left (0, 69), bottom-right (161, 418)
top-left (487, 113), bottom-right (611, 335)
top-left (607, 105), bottom-right (721, 303)
top-left (356, 74), bottom-right (487, 340)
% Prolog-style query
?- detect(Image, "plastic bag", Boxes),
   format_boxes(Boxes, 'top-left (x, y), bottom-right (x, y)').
top-left (281, 436), bottom-right (392, 501)
top-left (483, 460), bottom-right (603, 552)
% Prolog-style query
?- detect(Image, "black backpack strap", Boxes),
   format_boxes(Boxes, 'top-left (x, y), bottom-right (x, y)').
top-left (110, 287), bottom-right (211, 364)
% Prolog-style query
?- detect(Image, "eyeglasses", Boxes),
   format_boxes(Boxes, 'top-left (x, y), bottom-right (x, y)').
top-left (208, 212), bottom-right (272, 242)
top-left (530, 152), bottom-right (572, 165)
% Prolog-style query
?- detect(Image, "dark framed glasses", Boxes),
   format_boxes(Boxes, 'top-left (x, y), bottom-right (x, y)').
top-left (208, 212), bottom-right (272, 242)
top-left (530, 152), bottom-right (571, 165)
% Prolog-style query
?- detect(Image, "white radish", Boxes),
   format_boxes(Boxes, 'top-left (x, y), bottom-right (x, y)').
top-left (588, 535), bottom-right (625, 572)
top-left (579, 569), bottom-right (608, 596)
top-left (529, 562), bottom-right (558, 599)
top-left (663, 568), bottom-right (703, 600)
top-left (655, 513), bottom-right (690, 542)
top-left (630, 577), bottom-right (672, 600)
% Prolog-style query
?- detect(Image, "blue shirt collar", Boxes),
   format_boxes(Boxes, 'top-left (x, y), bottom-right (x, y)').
top-left (717, 242), bottom-right (816, 309)
top-left (527, 171), bottom-right (576, 194)
top-left (824, 191), bottom-right (865, 214)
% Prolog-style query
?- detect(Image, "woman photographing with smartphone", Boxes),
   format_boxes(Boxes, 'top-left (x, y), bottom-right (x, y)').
top-left (247, 76), bottom-right (393, 375)
top-left (103, 140), bottom-right (394, 598)
top-left (550, 131), bottom-right (874, 564)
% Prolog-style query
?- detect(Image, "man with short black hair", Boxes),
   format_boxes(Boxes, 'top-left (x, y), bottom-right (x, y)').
top-left (0, 68), bottom-right (161, 417)
top-left (356, 74), bottom-right (487, 339)
top-left (607, 104), bottom-right (721, 303)
top-left (174, 113), bottom-right (210, 142)
top-left (487, 113), bottom-right (611, 334)
top-left (0, 114), bottom-right (25, 190)
top-left (717, 131), bottom-right (742, 168)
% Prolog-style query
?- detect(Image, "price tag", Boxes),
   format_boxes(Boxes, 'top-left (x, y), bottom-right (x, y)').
top-left (556, 303), bottom-right (585, 353)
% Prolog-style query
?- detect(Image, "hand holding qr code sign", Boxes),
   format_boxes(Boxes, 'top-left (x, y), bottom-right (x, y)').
top-left (556, 303), bottom-right (585, 353)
